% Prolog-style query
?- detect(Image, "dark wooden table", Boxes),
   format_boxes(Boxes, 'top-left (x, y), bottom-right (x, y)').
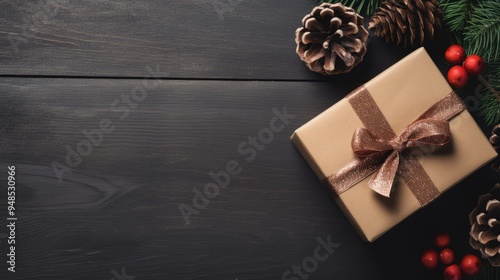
top-left (0, 1), bottom-right (497, 279)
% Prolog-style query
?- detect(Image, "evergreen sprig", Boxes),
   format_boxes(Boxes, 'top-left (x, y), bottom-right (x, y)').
top-left (478, 63), bottom-right (500, 125)
top-left (321, 0), bottom-right (381, 15)
top-left (440, 0), bottom-right (471, 33)
top-left (463, 0), bottom-right (500, 62)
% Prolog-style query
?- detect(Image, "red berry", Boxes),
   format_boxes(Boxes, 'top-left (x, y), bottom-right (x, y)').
top-left (440, 248), bottom-right (455, 265)
top-left (463, 54), bottom-right (485, 76)
top-left (444, 264), bottom-right (462, 280)
top-left (434, 233), bottom-right (451, 248)
top-left (461, 254), bottom-right (481, 276)
top-left (421, 249), bottom-right (439, 269)
top-left (447, 66), bottom-right (469, 89)
top-left (445, 45), bottom-right (466, 65)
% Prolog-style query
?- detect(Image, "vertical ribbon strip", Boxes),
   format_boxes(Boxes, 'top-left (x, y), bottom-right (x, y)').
top-left (325, 86), bottom-right (465, 206)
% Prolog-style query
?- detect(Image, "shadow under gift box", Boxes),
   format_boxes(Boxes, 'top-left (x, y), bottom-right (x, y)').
top-left (290, 47), bottom-right (497, 242)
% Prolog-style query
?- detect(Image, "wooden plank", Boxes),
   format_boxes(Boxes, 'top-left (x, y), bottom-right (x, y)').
top-left (0, 1), bottom-right (423, 80)
top-left (0, 78), bottom-right (496, 279)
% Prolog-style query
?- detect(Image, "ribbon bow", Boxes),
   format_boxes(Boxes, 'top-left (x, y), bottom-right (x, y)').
top-left (325, 87), bottom-right (466, 206)
top-left (351, 119), bottom-right (451, 197)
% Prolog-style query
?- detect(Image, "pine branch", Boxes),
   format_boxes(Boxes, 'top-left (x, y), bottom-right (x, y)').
top-left (321, 0), bottom-right (381, 16)
top-left (464, 0), bottom-right (500, 62)
top-left (477, 62), bottom-right (500, 125)
top-left (478, 89), bottom-right (500, 125)
top-left (478, 75), bottom-right (500, 101)
top-left (440, 0), bottom-right (472, 32)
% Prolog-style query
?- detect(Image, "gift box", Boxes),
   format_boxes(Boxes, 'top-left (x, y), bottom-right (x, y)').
top-left (291, 48), bottom-right (497, 242)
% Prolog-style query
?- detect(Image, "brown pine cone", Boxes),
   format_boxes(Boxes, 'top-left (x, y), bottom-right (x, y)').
top-left (369, 0), bottom-right (442, 47)
top-left (491, 124), bottom-right (500, 172)
top-left (470, 184), bottom-right (500, 266)
top-left (295, 3), bottom-right (368, 75)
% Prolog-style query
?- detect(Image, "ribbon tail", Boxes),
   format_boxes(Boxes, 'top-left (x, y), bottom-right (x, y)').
top-left (368, 152), bottom-right (399, 197)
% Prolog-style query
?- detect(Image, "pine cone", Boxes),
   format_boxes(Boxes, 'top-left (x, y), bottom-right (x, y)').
top-left (295, 3), bottom-right (368, 75)
top-left (470, 184), bottom-right (500, 266)
top-left (491, 124), bottom-right (500, 172)
top-left (368, 0), bottom-right (443, 47)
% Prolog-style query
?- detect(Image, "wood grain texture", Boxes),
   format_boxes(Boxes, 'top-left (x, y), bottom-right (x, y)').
top-left (0, 1), bottom-right (495, 280)
top-left (0, 78), bottom-right (496, 280)
top-left (0, 0), bottom-right (429, 81)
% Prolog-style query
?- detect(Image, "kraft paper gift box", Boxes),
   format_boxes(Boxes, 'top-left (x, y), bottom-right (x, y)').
top-left (291, 47), bottom-right (497, 242)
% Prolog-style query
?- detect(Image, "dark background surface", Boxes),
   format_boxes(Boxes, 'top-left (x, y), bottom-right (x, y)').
top-left (0, 1), bottom-right (497, 280)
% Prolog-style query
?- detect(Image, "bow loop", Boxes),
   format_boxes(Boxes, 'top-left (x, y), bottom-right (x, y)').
top-left (351, 128), bottom-right (392, 157)
top-left (399, 119), bottom-right (452, 148)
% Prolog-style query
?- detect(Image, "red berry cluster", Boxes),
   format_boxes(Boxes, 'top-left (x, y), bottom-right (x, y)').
top-left (445, 45), bottom-right (485, 89)
top-left (421, 233), bottom-right (482, 280)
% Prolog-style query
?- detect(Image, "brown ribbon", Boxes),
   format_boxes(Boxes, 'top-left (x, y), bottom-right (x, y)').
top-left (325, 86), bottom-right (466, 206)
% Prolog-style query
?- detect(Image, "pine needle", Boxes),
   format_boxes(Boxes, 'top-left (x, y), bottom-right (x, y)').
top-left (441, 0), bottom-right (471, 32)
top-left (477, 62), bottom-right (500, 125)
top-left (464, 0), bottom-right (500, 62)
